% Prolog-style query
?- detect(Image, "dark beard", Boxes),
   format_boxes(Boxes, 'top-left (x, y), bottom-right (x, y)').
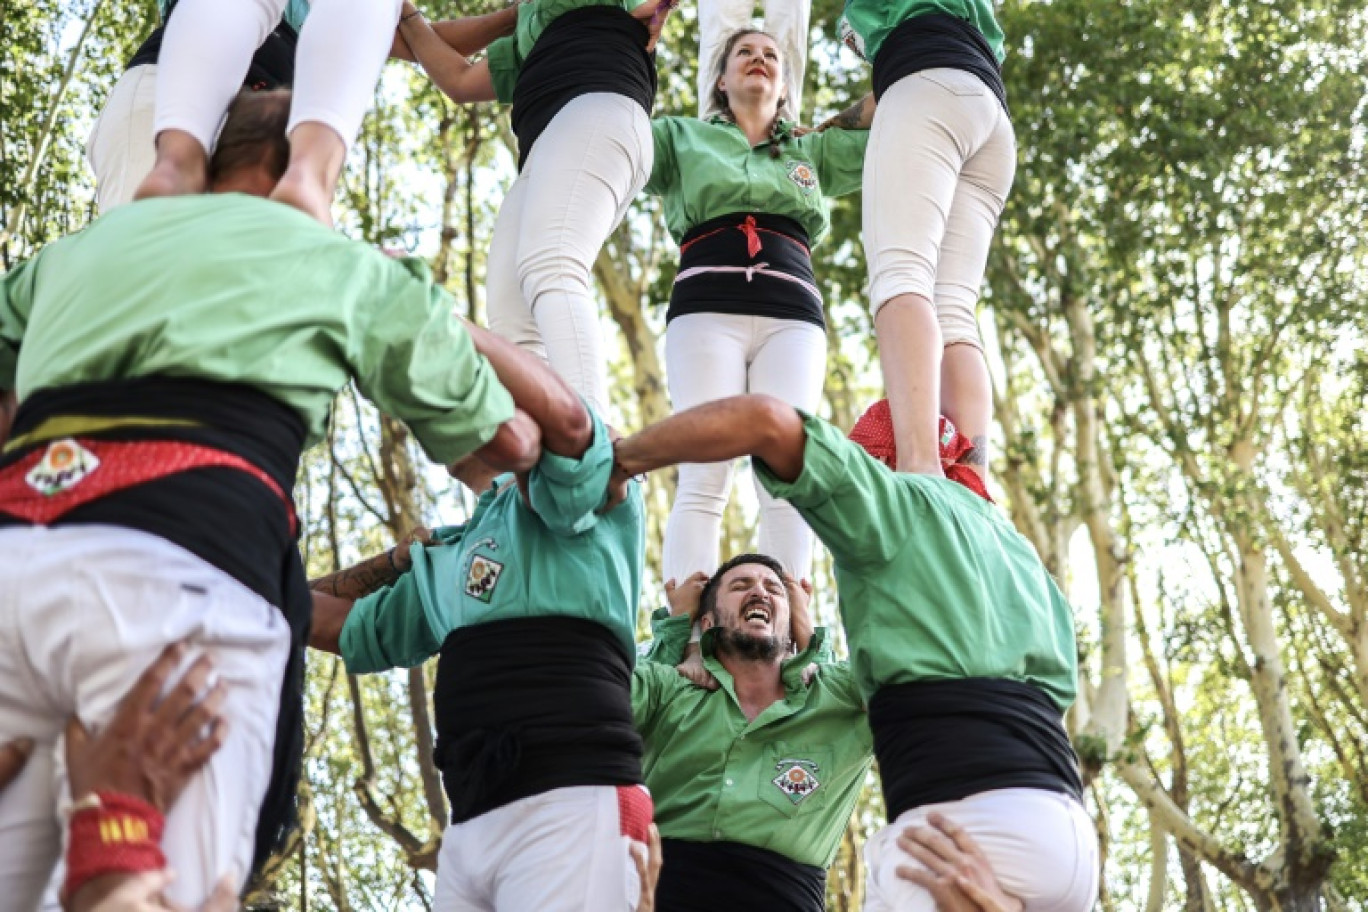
top-left (713, 626), bottom-right (788, 662)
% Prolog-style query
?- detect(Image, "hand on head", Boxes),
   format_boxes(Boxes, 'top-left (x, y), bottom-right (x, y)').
top-left (631, 824), bottom-right (663, 912)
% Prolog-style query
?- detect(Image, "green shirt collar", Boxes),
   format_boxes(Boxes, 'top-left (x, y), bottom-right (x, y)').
top-left (699, 625), bottom-right (830, 692)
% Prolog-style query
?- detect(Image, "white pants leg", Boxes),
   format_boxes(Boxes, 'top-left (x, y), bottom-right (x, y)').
top-left (0, 526), bottom-right (291, 912)
top-left (288, 0), bottom-right (403, 147)
top-left (863, 69), bottom-right (1016, 350)
top-left (434, 785), bottom-right (651, 912)
top-left (746, 317), bottom-right (825, 579)
top-left (662, 313), bottom-right (825, 580)
top-left (697, 0), bottom-right (811, 119)
top-left (662, 314), bottom-right (751, 582)
top-left (153, 0), bottom-right (287, 151)
top-left (484, 93), bottom-right (653, 416)
top-left (86, 64), bottom-right (158, 213)
top-left (862, 788), bottom-right (1099, 912)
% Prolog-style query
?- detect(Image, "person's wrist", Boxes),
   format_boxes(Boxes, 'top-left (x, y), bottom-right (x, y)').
top-left (400, 8), bottom-right (423, 25)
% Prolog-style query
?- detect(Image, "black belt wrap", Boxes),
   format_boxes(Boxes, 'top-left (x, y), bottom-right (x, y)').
top-left (655, 839), bottom-right (826, 912)
top-left (873, 12), bottom-right (1008, 114)
top-left (511, 5), bottom-right (657, 169)
top-left (669, 212), bottom-right (823, 327)
top-left (868, 677), bottom-right (1083, 821)
top-left (0, 376), bottom-right (310, 876)
top-left (433, 616), bottom-right (643, 824)
top-left (128, 2), bottom-right (298, 90)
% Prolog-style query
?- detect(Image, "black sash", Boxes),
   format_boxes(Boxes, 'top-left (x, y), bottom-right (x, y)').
top-left (433, 616), bottom-right (643, 823)
top-left (668, 212), bottom-right (824, 328)
top-left (868, 677), bottom-right (1083, 821)
top-left (873, 12), bottom-right (1008, 114)
top-left (128, 2), bottom-right (299, 90)
top-left (511, 5), bottom-right (657, 169)
top-left (0, 376), bottom-right (310, 876)
top-left (655, 839), bottom-right (826, 912)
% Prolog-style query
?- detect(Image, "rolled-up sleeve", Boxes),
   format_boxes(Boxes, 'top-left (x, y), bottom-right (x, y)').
top-left (528, 405), bottom-right (611, 536)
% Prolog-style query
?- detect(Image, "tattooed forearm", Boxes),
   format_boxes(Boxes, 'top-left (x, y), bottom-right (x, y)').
top-left (821, 92), bottom-right (876, 131)
top-left (310, 551), bottom-right (400, 600)
top-left (963, 435), bottom-right (989, 467)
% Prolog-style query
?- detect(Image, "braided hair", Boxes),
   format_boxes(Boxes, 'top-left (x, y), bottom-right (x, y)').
top-left (710, 29), bottom-right (792, 159)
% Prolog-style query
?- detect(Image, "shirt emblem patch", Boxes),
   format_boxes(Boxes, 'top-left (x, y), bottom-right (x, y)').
top-left (465, 554), bottom-right (504, 603)
top-left (772, 759), bottom-right (821, 805)
top-left (25, 439), bottom-right (100, 496)
top-left (786, 160), bottom-right (818, 195)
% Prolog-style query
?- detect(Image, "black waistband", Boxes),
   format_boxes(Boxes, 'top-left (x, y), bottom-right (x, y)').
top-left (873, 13), bottom-right (1008, 114)
top-left (433, 616), bottom-right (643, 824)
top-left (669, 212), bottom-right (823, 328)
top-left (0, 376), bottom-right (311, 878)
top-left (868, 678), bottom-right (1082, 820)
top-left (655, 839), bottom-right (826, 912)
top-left (511, 5), bottom-right (657, 170)
top-left (128, 7), bottom-right (298, 89)
top-left (0, 376), bottom-right (306, 607)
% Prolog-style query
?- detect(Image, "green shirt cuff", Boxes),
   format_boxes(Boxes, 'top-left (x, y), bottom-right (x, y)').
top-left (339, 593), bottom-right (392, 674)
top-left (641, 609), bottom-right (691, 665)
top-left (486, 35), bottom-right (519, 103)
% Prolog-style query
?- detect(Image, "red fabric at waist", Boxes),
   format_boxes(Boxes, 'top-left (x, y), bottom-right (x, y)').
top-left (0, 438), bottom-right (297, 536)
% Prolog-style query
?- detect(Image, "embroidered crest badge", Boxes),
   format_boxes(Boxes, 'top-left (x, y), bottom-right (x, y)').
top-left (25, 439), bottom-right (100, 497)
top-left (772, 759), bottom-right (821, 805)
top-left (786, 161), bottom-right (818, 195)
top-left (465, 554), bottom-right (504, 603)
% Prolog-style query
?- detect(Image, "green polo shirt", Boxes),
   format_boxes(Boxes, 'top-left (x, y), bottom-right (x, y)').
top-left (487, 0), bottom-right (638, 102)
top-left (839, 0), bottom-right (1005, 63)
top-left (632, 612), bottom-right (873, 869)
top-left (645, 117), bottom-right (867, 248)
top-left (755, 412), bottom-right (1077, 710)
top-left (340, 408), bottom-right (646, 670)
top-left (0, 195), bottom-right (512, 461)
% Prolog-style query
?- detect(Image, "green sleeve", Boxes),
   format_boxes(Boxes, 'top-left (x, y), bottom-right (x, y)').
top-left (349, 254), bottom-right (515, 465)
top-left (802, 128), bottom-right (869, 198)
top-left (631, 659), bottom-right (686, 734)
top-left (643, 118), bottom-right (677, 197)
top-left (754, 412), bottom-right (926, 568)
top-left (338, 557), bottom-right (451, 674)
top-left (486, 34), bottom-right (520, 104)
top-left (640, 608), bottom-right (692, 665)
top-left (0, 255), bottom-right (41, 390)
top-left (527, 405), bottom-right (611, 536)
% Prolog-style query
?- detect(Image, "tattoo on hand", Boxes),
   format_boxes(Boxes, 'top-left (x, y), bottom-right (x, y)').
top-left (963, 435), bottom-right (989, 466)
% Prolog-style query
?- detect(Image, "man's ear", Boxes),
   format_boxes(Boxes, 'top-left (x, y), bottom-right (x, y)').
top-left (699, 611), bottom-right (715, 632)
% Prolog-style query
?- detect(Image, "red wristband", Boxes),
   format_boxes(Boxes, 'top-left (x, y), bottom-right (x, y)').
top-left (64, 791), bottom-right (167, 900)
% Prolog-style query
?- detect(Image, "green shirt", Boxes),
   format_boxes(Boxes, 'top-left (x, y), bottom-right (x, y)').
top-left (487, 0), bottom-right (638, 102)
top-left (340, 408), bottom-right (646, 669)
top-left (0, 195), bottom-right (513, 461)
top-left (839, 0), bottom-right (1005, 64)
top-left (645, 117), bottom-right (868, 248)
top-left (632, 612), bottom-right (873, 869)
top-left (756, 412), bottom-right (1078, 710)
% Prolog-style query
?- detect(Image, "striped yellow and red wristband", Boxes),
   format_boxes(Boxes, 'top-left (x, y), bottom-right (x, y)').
top-left (63, 791), bottom-right (166, 899)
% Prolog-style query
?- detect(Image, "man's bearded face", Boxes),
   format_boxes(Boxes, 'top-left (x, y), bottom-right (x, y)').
top-left (707, 563), bottom-right (791, 661)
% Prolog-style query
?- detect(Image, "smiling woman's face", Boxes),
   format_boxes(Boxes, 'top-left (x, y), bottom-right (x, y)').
top-left (717, 32), bottom-right (785, 110)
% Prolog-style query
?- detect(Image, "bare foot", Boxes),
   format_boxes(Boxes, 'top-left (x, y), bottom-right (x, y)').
top-left (269, 168), bottom-right (336, 227)
top-left (134, 129), bottom-right (208, 200)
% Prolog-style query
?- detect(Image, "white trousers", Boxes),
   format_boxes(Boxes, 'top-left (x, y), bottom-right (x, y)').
top-left (662, 313), bottom-right (825, 582)
top-left (697, 0), bottom-right (812, 119)
top-left (863, 69), bottom-right (1016, 350)
top-left (0, 526), bottom-right (291, 912)
top-left (485, 93), bottom-right (653, 416)
top-left (154, 0), bottom-right (400, 152)
top-left (434, 785), bottom-right (650, 911)
top-left (863, 788), bottom-right (1099, 912)
top-left (86, 63), bottom-right (158, 212)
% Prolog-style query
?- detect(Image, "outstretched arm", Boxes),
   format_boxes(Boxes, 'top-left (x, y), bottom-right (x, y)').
top-left (816, 92), bottom-right (876, 132)
top-left (464, 322), bottom-right (593, 458)
top-left (614, 395), bottom-right (808, 483)
top-left (310, 527), bottom-right (433, 600)
top-left (399, 3), bottom-right (497, 103)
top-left (391, 3), bottom-right (519, 62)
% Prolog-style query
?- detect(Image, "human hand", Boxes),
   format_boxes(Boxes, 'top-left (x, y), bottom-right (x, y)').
top-left (675, 643), bottom-right (719, 691)
top-left (601, 434), bottom-right (633, 514)
top-left (66, 643), bottom-right (228, 814)
top-left (785, 576), bottom-right (813, 653)
top-left (631, 0), bottom-right (677, 52)
top-left (896, 812), bottom-right (1022, 912)
top-left (632, 824), bottom-right (662, 912)
top-left (0, 736), bottom-right (34, 791)
top-left (392, 526), bottom-right (435, 572)
top-left (664, 572), bottom-right (708, 618)
top-left (68, 871), bottom-right (238, 912)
